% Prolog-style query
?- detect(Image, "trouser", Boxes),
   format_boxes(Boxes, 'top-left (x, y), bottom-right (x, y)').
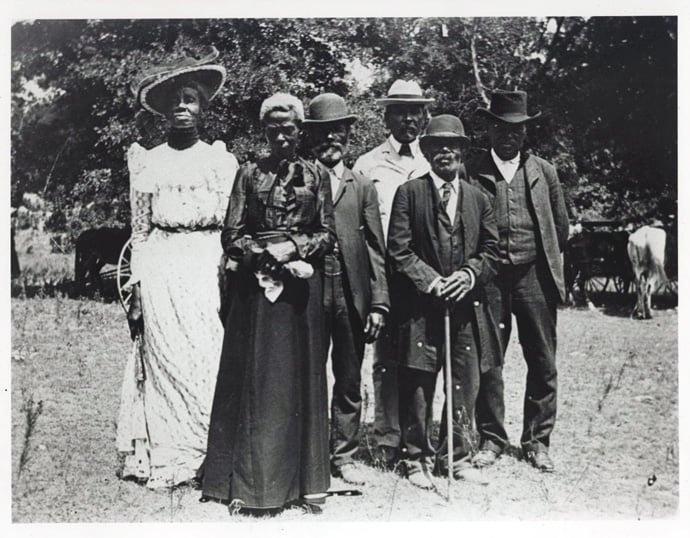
top-left (323, 256), bottom-right (366, 468)
top-left (475, 259), bottom-right (558, 453)
top-left (371, 335), bottom-right (401, 449)
top-left (399, 314), bottom-right (480, 473)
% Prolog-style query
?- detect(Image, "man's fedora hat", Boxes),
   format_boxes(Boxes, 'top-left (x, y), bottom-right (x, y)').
top-left (132, 46), bottom-right (226, 116)
top-left (376, 79), bottom-right (435, 106)
top-left (419, 114), bottom-right (470, 146)
top-left (303, 93), bottom-right (358, 125)
top-left (477, 90), bottom-right (541, 124)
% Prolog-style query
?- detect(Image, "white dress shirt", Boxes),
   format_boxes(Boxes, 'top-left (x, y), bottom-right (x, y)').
top-left (429, 170), bottom-right (459, 224)
top-left (491, 148), bottom-right (521, 183)
top-left (387, 135), bottom-right (422, 159)
top-left (326, 160), bottom-right (345, 200)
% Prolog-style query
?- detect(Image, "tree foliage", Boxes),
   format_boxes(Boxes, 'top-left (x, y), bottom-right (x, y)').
top-left (11, 17), bottom-right (677, 231)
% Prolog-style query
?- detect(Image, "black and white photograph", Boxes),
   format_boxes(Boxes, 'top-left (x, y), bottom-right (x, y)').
top-left (4, 0), bottom-right (686, 531)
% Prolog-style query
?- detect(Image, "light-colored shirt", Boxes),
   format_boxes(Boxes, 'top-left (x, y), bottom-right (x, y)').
top-left (387, 135), bottom-right (422, 159)
top-left (429, 170), bottom-right (459, 225)
top-left (491, 148), bottom-right (521, 184)
top-left (325, 160), bottom-right (345, 200)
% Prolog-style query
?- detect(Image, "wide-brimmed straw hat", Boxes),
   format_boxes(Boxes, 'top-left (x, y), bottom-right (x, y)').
top-left (419, 114), bottom-right (470, 147)
top-left (303, 93), bottom-right (358, 125)
top-left (131, 47), bottom-right (226, 116)
top-left (376, 79), bottom-right (435, 106)
top-left (476, 90), bottom-right (541, 124)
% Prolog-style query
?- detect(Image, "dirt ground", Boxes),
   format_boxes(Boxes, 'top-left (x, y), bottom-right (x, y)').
top-left (10, 296), bottom-right (678, 522)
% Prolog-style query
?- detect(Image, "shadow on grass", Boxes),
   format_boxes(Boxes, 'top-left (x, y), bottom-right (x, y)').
top-left (563, 291), bottom-right (677, 318)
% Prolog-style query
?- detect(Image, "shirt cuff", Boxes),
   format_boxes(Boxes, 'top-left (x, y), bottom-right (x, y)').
top-left (460, 267), bottom-right (476, 290)
top-left (371, 304), bottom-right (390, 315)
top-left (427, 276), bottom-right (443, 294)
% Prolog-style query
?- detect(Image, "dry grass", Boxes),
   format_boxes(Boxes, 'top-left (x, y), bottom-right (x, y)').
top-left (11, 297), bottom-right (678, 522)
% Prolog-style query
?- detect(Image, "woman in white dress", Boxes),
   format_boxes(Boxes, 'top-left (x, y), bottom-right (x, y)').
top-left (116, 49), bottom-right (238, 489)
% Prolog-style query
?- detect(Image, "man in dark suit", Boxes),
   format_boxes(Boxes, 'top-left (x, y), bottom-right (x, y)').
top-left (469, 90), bottom-right (569, 473)
top-left (387, 114), bottom-right (499, 489)
top-left (304, 93), bottom-right (390, 485)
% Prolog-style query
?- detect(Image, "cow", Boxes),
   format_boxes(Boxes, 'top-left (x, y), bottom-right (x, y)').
top-left (74, 226), bottom-right (131, 297)
top-left (627, 225), bottom-right (668, 319)
top-left (564, 226), bottom-right (633, 306)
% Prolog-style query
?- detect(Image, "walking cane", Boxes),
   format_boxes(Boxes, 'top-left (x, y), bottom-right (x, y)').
top-left (444, 304), bottom-right (453, 502)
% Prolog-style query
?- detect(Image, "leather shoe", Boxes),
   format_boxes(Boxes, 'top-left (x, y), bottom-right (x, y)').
top-left (406, 463), bottom-right (434, 490)
top-left (472, 448), bottom-right (500, 468)
top-left (524, 449), bottom-right (555, 472)
top-left (375, 446), bottom-right (399, 468)
top-left (334, 463), bottom-right (367, 485)
top-left (453, 464), bottom-right (489, 485)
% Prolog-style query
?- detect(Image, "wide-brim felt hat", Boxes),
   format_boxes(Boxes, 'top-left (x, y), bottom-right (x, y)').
top-left (419, 114), bottom-right (470, 146)
top-left (477, 90), bottom-right (541, 124)
top-left (376, 79), bottom-right (435, 106)
top-left (132, 46), bottom-right (226, 116)
top-left (303, 93), bottom-right (358, 125)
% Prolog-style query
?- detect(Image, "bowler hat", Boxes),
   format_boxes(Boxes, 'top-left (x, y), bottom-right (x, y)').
top-left (376, 79), bottom-right (435, 106)
top-left (419, 114), bottom-right (470, 147)
top-left (132, 46), bottom-right (226, 116)
top-left (477, 90), bottom-right (541, 124)
top-left (304, 93), bottom-right (358, 125)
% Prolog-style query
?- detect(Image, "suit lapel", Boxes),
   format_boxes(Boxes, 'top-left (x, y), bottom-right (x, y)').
top-left (523, 153), bottom-right (541, 188)
top-left (422, 175), bottom-right (444, 271)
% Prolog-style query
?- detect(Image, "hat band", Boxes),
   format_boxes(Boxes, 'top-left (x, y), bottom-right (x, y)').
top-left (387, 93), bottom-right (427, 99)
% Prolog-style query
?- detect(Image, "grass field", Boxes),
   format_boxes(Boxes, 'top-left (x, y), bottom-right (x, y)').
top-left (10, 296), bottom-right (678, 522)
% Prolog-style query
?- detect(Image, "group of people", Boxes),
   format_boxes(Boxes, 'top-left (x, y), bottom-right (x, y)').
top-left (115, 48), bottom-right (569, 515)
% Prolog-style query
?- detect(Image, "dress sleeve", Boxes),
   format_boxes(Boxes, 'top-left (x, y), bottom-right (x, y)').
top-left (127, 143), bottom-right (153, 286)
top-left (220, 164), bottom-right (262, 267)
top-left (211, 141), bottom-right (240, 224)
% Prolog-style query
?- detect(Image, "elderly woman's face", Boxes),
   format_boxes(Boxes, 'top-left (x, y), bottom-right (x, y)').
top-left (165, 86), bottom-right (202, 129)
top-left (264, 109), bottom-right (301, 160)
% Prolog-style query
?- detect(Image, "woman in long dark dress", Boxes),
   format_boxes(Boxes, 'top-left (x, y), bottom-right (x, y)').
top-left (202, 93), bottom-right (335, 513)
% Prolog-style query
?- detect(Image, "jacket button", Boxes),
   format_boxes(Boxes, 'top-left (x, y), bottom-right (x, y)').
top-left (417, 342), bottom-right (423, 348)
top-left (499, 322), bottom-right (506, 329)
top-left (465, 346), bottom-right (471, 351)
top-left (473, 301), bottom-right (480, 306)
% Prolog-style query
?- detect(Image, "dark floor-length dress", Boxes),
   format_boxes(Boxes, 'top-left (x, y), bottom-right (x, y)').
top-left (202, 157), bottom-right (335, 509)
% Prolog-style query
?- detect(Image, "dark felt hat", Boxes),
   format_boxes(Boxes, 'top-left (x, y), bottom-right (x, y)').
top-left (477, 90), bottom-right (541, 123)
top-left (419, 114), bottom-right (470, 146)
top-left (131, 47), bottom-right (226, 116)
top-left (303, 93), bottom-right (358, 125)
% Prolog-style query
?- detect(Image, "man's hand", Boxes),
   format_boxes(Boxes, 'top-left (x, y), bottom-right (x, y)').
top-left (265, 241), bottom-right (297, 263)
top-left (364, 311), bottom-right (386, 343)
top-left (441, 270), bottom-right (474, 302)
top-left (429, 278), bottom-right (447, 298)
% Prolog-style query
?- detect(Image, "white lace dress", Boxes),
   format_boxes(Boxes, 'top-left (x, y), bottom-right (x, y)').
top-left (116, 140), bottom-right (238, 488)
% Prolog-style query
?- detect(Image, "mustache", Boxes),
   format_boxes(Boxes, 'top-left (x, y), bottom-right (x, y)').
top-left (315, 142), bottom-right (344, 152)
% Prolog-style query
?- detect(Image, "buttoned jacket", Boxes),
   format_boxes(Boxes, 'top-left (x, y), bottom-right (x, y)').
top-left (387, 174), bottom-right (501, 373)
top-left (469, 151), bottom-right (570, 302)
top-left (329, 164), bottom-right (390, 321)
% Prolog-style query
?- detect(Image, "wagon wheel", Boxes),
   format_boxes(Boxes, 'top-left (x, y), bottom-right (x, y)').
top-left (584, 277), bottom-right (607, 296)
top-left (612, 276), bottom-right (630, 294)
top-left (116, 237), bottom-right (133, 314)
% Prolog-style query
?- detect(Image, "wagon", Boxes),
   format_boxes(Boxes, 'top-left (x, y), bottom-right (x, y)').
top-left (564, 220), bottom-right (633, 303)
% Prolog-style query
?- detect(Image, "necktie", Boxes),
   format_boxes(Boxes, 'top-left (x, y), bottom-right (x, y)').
top-left (399, 143), bottom-right (412, 157)
top-left (440, 182), bottom-right (452, 214)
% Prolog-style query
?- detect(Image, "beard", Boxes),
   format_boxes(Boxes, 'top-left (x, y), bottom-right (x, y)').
top-left (315, 144), bottom-right (344, 166)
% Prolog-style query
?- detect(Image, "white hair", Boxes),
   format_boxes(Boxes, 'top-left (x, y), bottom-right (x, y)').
top-left (259, 93), bottom-right (304, 123)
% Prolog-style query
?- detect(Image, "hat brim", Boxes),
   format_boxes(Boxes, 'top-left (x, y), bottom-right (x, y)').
top-left (138, 65), bottom-right (226, 116)
top-left (376, 97), bottom-right (435, 106)
top-left (476, 108), bottom-right (541, 123)
top-left (420, 133), bottom-right (470, 145)
top-left (303, 114), bottom-right (358, 125)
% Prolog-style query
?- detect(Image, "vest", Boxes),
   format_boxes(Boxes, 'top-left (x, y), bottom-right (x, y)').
top-left (437, 191), bottom-right (465, 276)
top-left (494, 164), bottom-right (538, 264)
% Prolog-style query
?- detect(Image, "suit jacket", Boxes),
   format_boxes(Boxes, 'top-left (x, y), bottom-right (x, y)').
top-left (353, 137), bottom-right (430, 237)
top-left (330, 165), bottom-right (390, 321)
top-left (387, 173), bottom-right (501, 373)
top-left (468, 151), bottom-right (570, 302)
